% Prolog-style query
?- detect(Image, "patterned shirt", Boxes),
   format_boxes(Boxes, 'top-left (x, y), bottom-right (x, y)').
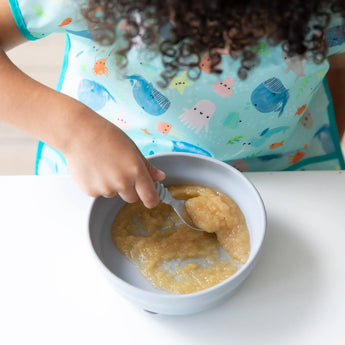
top-left (9, 0), bottom-right (345, 173)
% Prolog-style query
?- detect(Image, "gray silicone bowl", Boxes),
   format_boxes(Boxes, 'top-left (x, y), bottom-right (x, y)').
top-left (89, 153), bottom-right (266, 315)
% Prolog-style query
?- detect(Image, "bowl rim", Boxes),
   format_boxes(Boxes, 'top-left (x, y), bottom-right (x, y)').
top-left (88, 152), bottom-right (267, 299)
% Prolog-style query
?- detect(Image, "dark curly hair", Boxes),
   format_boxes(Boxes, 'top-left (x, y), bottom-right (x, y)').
top-left (82, 0), bottom-right (345, 86)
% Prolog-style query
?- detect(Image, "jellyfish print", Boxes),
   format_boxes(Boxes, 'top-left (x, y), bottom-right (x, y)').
top-left (156, 122), bottom-right (185, 139)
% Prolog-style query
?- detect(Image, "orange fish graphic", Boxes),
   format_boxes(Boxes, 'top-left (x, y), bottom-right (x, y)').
top-left (269, 140), bottom-right (284, 149)
top-left (288, 150), bottom-right (305, 164)
top-left (57, 17), bottom-right (72, 27)
top-left (294, 104), bottom-right (307, 116)
top-left (141, 128), bottom-right (153, 135)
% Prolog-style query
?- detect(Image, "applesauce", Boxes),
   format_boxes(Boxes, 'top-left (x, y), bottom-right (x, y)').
top-left (111, 184), bottom-right (250, 294)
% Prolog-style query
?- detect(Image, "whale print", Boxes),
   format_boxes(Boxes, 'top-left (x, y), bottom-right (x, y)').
top-left (251, 78), bottom-right (289, 117)
top-left (313, 124), bottom-right (335, 153)
top-left (325, 25), bottom-right (345, 48)
top-left (66, 29), bottom-right (93, 39)
top-left (138, 138), bottom-right (212, 157)
top-left (179, 100), bottom-right (216, 134)
top-left (126, 75), bottom-right (171, 116)
top-left (223, 112), bottom-right (241, 129)
top-left (212, 77), bottom-right (235, 97)
top-left (77, 79), bottom-right (116, 111)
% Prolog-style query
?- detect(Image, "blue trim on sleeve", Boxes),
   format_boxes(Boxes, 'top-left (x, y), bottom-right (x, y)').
top-left (323, 78), bottom-right (345, 169)
top-left (56, 34), bottom-right (71, 91)
top-left (34, 141), bottom-right (44, 174)
top-left (8, 0), bottom-right (38, 41)
top-left (35, 34), bottom-right (71, 174)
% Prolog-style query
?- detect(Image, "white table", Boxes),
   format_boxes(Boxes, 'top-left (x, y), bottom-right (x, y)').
top-left (0, 172), bottom-right (344, 345)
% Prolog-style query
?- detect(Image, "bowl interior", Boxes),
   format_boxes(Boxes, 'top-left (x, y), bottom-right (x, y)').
top-left (89, 153), bottom-right (266, 294)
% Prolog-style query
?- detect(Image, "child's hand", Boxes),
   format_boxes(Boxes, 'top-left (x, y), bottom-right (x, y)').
top-left (64, 116), bottom-right (165, 208)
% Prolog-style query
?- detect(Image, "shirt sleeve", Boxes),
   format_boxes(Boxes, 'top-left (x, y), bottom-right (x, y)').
top-left (8, 0), bottom-right (89, 40)
top-left (326, 13), bottom-right (345, 56)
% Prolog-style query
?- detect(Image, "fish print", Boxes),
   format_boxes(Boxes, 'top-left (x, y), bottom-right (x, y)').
top-left (269, 140), bottom-right (284, 149)
top-left (57, 17), bottom-right (72, 27)
top-left (212, 77), bottom-right (235, 97)
top-left (295, 104), bottom-right (307, 116)
top-left (141, 128), bottom-right (153, 135)
top-left (77, 79), bottom-right (116, 111)
top-left (251, 77), bottom-right (289, 116)
top-left (251, 126), bottom-right (289, 147)
top-left (126, 75), bottom-right (171, 116)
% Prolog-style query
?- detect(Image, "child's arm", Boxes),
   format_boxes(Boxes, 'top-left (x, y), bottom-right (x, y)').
top-left (0, 0), bottom-right (164, 208)
top-left (326, 52), bottom-right (345, 140)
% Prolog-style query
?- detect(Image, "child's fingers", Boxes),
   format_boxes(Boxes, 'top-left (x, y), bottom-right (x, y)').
top-left (135, 172), bottom-right (161, 209)
top-left (149, 164), bottom-right (166, 182)
top-left (118, 188), bottom-right (140, 204)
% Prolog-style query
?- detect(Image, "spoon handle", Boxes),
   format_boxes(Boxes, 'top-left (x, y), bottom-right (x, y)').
top-left (154, 182), bottom-right (181, 208)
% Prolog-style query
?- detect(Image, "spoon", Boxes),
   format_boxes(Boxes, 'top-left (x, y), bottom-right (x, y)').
top-left (154, 182), bottom-right (204, 232)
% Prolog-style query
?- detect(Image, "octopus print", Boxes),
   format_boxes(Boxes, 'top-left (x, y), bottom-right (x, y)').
top-left (179, 100), bottom-right (216, 134)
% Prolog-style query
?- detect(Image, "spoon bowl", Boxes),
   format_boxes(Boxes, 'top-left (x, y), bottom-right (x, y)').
top-left (154, 181), bottom-right (204, 232)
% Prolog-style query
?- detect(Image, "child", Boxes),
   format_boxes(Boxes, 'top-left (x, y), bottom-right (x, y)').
top-left (0, 0), bottom-right (345, 208)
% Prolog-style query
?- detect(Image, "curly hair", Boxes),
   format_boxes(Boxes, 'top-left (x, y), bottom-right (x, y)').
top-left (81, 0), bottom-right (345, 85)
